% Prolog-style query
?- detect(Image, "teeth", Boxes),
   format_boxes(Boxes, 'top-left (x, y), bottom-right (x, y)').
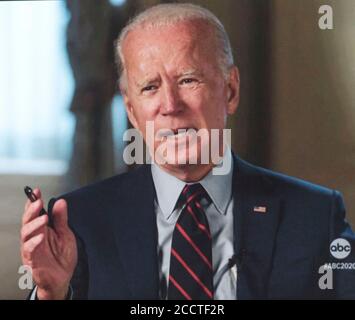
top-left (173, 131), bottom-right (187, 137)
top-left (174, 128), bottom-right (194, 134)
top-left (157, 130), bottom-right (174, 138)
top-left (158, 128), bottom-right (196, 139)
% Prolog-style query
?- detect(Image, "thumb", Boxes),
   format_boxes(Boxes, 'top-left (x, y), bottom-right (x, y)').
top-left (52, 199), bottom-right (69, 234)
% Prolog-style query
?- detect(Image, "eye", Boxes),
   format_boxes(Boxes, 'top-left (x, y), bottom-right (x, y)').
top-left (142, 85), bottom-right (157, 93)
top-left (180, 78), bottom-right (197, 85)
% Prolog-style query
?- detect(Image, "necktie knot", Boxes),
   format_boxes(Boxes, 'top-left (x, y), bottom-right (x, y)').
top-left (180, 183), bottom-right (210, 206)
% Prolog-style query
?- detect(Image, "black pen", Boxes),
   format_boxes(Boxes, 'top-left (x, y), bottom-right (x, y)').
top-left (24, 186), bottom-right (47, 216)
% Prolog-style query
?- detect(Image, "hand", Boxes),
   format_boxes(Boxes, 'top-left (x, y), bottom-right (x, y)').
top-left (20, 188), bottom-right (78, 300)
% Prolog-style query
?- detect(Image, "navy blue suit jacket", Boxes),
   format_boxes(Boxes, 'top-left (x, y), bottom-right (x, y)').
top-left (49, 156), bottom-right (355, 299)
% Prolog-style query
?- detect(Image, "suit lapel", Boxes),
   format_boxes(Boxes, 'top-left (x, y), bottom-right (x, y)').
top-left (112, 165), bottom-right (160, 299)
top-left (233, 156), bottom-right (281, 299)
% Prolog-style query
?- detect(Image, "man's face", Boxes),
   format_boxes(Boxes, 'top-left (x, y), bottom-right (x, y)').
top-left (121, 20), bottom-right (239, 170)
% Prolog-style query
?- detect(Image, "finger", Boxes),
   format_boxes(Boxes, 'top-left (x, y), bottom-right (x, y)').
top-left (24, 199), bottom-right (31, 212)
top-left (24, 188), bottom-right (42, 211)
top-left (52, 199), bottom-right (69, 234)
top-left (22, 199), bottom-right (44, 225)
top-left (33, 188), bottom-right (42, 199)
top-left (22, 233), bottom-right (45, 259)
top-left (21, 215), bottom-right (48, 243)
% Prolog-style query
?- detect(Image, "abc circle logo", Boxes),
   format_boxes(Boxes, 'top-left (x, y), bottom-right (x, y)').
top-left (330, 238), bottom-right (351, 259)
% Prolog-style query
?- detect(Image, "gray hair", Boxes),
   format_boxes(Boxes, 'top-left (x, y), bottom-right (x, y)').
top-left (115, 3), bottom-right (235, 92)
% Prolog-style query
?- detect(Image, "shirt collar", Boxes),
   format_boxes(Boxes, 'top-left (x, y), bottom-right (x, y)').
top-left (151, 147), bottom-right (234, 220)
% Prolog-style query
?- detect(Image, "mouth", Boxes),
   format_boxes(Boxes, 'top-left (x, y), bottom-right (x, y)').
top-left (157, 127), bottom-right (198, 139)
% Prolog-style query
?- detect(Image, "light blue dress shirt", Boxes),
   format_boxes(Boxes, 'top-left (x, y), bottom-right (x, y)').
top-left (151, 149), bottom-right (236, 300)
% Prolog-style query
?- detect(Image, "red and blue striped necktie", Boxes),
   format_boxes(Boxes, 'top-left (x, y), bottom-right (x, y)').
top-left (168, 183), bottom-right (214, 300)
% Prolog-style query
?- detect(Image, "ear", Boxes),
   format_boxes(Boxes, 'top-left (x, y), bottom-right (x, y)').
top-left (123, 93), bottom-right (139, 129)
top-left (226, 66), bottom-right (240, 115)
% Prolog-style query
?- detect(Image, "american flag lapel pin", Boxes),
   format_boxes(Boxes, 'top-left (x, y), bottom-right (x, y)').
top-left (253, 205), bottom-right (267, 213)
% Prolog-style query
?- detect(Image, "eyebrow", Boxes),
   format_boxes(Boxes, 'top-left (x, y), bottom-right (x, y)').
top-left (135, 76), bottom-right (160, 89)
top-left (178, 69), bottom-right (203, 77)
top-left (134, 68), bottom-right (203, 88)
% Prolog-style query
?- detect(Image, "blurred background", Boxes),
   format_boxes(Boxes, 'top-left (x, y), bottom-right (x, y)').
top-left (0, 0), bottom-right (354, 299)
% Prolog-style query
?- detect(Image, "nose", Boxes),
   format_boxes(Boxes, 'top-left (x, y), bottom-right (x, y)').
top-left (160, 83), bottom-right (183, 116)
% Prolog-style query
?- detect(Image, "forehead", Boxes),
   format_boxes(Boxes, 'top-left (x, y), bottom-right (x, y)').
top-left (122, 20), bottom-right (218, 77)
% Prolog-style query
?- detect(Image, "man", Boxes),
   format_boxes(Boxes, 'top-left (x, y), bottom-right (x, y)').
top-left (20, 3), bottom-right (355, 300)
